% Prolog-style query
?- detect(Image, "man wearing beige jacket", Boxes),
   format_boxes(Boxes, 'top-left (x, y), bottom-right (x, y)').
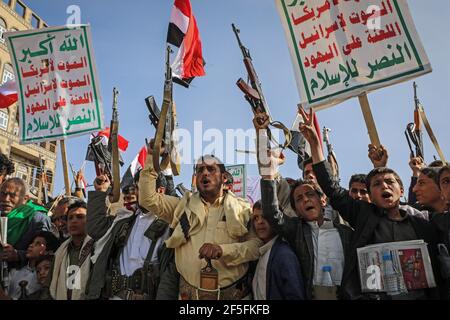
top-left (139, 143), bottom-right (261, 300)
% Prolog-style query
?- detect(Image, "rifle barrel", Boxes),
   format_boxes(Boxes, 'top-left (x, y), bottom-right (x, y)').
top-left (232, 23), bottom-right (249, 58)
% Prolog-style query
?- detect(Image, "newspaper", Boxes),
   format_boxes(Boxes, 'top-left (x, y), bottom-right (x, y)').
top-left (357, 240), bottom-right (436, 295)
top-left (0, 217), bottom-right (7, 246)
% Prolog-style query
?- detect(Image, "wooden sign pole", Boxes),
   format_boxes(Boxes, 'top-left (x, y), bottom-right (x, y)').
top-left (59, 140), bottom-right (71, 196)
top-left (358, 93), bottom-right (381, 147)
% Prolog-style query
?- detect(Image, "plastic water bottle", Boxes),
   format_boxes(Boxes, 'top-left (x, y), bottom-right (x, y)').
top-left (321, 265), bottom-right (334, 287)
top-left (382, 252), bottom-right (402, 295)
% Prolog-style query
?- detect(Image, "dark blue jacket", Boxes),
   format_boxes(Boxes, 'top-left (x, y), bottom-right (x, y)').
top-left (14, 211), bottom-right (51, 267)
top-left (265, 236), bottom-right (306, 300)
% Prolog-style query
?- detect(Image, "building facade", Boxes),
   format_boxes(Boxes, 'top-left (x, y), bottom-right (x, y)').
top-left (0, 0), bottom-right (57, 197)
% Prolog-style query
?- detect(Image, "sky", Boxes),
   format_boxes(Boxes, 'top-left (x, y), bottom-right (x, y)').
top-left (23, 0), bottom-right (450, 198)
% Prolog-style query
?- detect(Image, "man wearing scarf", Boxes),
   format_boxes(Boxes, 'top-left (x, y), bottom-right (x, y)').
top-left (50, 199), bottom-right (93, 300)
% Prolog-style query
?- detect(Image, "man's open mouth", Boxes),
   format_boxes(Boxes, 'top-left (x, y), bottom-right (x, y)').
top-left (305, 205), bottom-right (315, 212)
top-left (382, 191), bottom-right (393, 199)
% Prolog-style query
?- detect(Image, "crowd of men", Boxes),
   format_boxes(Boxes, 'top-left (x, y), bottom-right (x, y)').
top-left (0, 109), bottom-right (449, 300)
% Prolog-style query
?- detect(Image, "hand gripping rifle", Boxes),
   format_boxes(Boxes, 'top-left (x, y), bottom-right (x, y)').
top-left (232, 23), bottom-right (292, 151)
top-left (108, 88), bottom-right (121, 203)
top-left (152, 46), bottom-right (181, 176)
top-left (322, 127), bottom-right (340, 180)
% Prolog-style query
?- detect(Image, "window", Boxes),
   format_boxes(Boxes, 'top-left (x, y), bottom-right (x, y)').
top-left (13, 125), bottom-right (18, 136)
top-left (2, 1), bottom-right (10, 7)
top-left (40, 142), bottom-right (47, 149)
top-left (31, 166), bottom-right (40, 188)
top-left (15, 1), bottom-right (25, 18)
top-left (31, 14), bottom-right (39, 29)
top-left (14, 164), bottom-right (28, 182)
top-left (2, 63), bottom-right (14, 84)
top-left (49, 141), bottom-right (57, 153)
top-left (0, 18), bottom-right (6, 44)
top-left (0, 111), bottom-right (8, 130)
top-left (46, 170), bottom-right (53, 185)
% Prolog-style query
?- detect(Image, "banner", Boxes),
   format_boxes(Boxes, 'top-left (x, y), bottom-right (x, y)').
top-left (226, 164), bottom-right (246, 198)
top-left (245, 176), bottom-right (261, 206)
top-left (275, 0), bottom-right (431, 109)
top-left (5, 25), bottom-right (103, 143)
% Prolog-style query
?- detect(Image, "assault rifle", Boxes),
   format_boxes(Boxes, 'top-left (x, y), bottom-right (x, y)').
top-left (232, 23), bottom-right (291, 151)
top-left (108, 88), bottom-right (121, 203)
top-left (405, 82), bottom-right (424, 159)
top-left (151, 46), bottom-right (180, 176)
top-left (38, 156), bottom-right (48, 204)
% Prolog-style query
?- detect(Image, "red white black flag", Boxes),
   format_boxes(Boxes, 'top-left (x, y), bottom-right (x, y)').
top-left (167, 0), bottom-right (205, 88)
top-left (121, 146), bottom-right (147, 189)
top-left (0, 80), bottom-right (18, 109)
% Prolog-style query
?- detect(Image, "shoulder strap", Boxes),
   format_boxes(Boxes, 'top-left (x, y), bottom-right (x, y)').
top-left (143, 218), bottom-right (169, 265)
top-left (78, 238), bottom-right (95, 267)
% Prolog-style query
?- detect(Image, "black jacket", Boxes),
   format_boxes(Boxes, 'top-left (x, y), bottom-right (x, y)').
top-left (313, 160), bottom-right (442, 299)
top-left (431, 212), bottom-right (450, 299)
top-left (260, 179), bottom-right (353, 300)
top-left (85, 191), bottom-right (175, 300)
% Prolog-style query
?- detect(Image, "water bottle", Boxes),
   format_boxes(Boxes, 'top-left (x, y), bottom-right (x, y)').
top-left (18, 280), bottom-right (28, 300)
top-left (321, 265), bottom-right (334, 287)
top-left (382, 252), bottom-right (402, 295)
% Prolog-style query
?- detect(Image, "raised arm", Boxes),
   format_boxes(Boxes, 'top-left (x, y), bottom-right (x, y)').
top-left (298, 105), bottom-right (362, 227)
top-left (253, 111), bottom-right (297, 238)
top-left (138, 142), bottom-right (180, 224)
top-left (408, 156), bottom-right (424, 205)
top-left (86, 174), bottom-right (115, 240)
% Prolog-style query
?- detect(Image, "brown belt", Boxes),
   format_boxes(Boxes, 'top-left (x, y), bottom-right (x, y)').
top-left (115, 289), bottom-right (149, 300)
top-left (179, 275), bottom-right (250, 300)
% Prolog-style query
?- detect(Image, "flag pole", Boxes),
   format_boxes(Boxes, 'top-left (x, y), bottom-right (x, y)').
top-left (59, 140), bottom-right (71, 196)
top-left (358, 93), bottom-right (381, 147)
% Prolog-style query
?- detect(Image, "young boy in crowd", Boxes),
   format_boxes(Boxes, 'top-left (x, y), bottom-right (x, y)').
top-left (27, 254), bottom-right (54, 300)
top-left (8, 231), bottom-right (58, 299)
top-left (253, 112), bottom-right (353, 300)
top-left (298, 106), bottom-right (442, 299)
top-left (348, 174), bottom-right (370, 203)
top-left (251, 201), bottom-right (305, 300)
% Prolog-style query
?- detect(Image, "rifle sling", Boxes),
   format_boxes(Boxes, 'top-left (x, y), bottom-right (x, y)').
top-left (418, 104), bottom-right (446, 163)
top-left (169, 102), bottom-right (181, 176)
top-left (268, 120), bottom-right (292, 150)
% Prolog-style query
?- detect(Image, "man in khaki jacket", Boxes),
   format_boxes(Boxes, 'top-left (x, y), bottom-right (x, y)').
top-left (139, 145), bottom-right (261, 300)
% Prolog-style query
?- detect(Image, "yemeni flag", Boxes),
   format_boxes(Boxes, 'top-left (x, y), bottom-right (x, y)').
top-left (121, 146), bottom-right (147, 189)
top-left (97, 127), bottom-right (129, 152)
top-left (167, 0), bottom-right (205, 88)
top-left (0, 80), bottom-right (18, 109)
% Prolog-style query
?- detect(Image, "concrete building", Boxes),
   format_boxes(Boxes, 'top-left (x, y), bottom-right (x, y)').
top-left (0, 0), bottom-right (57, 198)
